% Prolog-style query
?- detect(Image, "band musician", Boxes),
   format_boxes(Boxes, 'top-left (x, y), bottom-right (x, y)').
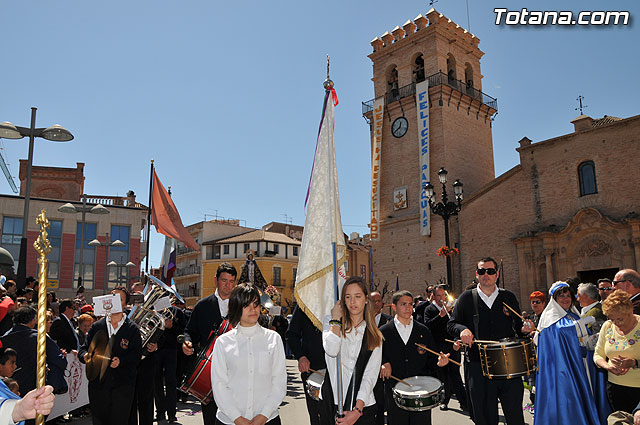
top-left (182, 262), bottom-right (238, 425)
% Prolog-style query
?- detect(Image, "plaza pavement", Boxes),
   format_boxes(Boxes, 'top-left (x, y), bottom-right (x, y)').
top-left (68, 359), bottom-right (534, 425)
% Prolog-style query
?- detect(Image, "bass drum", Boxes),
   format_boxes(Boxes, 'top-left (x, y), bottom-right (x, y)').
top-left (392, 376), bottom-right (444, 411)
top-left (179, 320), bottom-right (233, 404)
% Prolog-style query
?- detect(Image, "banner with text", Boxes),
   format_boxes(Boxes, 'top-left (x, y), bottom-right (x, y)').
top-left (416, 80), bottom-right (431, 236)
top-left (48, 353), bottom-right (90, 419)
top-left (370, 97), bottom-right (384, 241)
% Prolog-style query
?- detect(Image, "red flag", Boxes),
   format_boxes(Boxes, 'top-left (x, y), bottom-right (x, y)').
top-left (150, 171), bottom-right (199, 250)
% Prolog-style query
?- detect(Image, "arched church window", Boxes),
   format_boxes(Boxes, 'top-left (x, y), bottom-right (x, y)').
top-left (413, 55), bottom-right (425, 83)
top-left (387, 67), bottom-right (399, 100)
top-left (578, 161), bottom-right (597, 196)
top-left (465, 63), bottom-right (475, 97)
top-left (446, 54), bottom-right (457, 88)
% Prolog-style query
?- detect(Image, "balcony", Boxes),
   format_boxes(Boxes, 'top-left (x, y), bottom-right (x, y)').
top-left (177, 245), bottom-right (199, 255)
top-left (85, 194), bottom-right (147, 209)
top-left (362, 71), bottom-right (498, 120)
top-left (175, 264), bottom-right (200, 277)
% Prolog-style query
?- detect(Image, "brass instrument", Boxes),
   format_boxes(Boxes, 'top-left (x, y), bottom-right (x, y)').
top-left (128, 274), bottom-right (181, 349)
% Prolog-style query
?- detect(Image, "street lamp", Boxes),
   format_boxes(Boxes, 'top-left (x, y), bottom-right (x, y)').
top-left (423, 167), bottom-right (463, 288)
top-left (89, 234), bottom-right (125, 294)
top-left (0, 107), bottom-right (74, 288)
top-left (58, 196), bottom-right (110, 287)
top-left (107, 259), bottom-right (136, 286)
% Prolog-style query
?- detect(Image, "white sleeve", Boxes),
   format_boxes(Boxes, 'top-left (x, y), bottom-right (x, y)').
top-left (259, 333), bottom-right (287, 418)
top-left (322, 315), bottom-right (341, 357)
top-left (355, 344), bottom-right (382, 404)
top-left (211, 338), bottom-right (243, 422)
top-left (0, 399), bottom-right (18, 425)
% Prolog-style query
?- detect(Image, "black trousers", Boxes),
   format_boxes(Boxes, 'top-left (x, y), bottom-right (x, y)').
top-left (466, 361), bottom-right (524, 425)
top-left (373, 378), bottom-right (385, 425)
top-left (129, 357), bottom-right (156, 425)
top-left (154, 348), bottom-right (178, 420)
top-left (89, 382), bottom-right (136, 425)
top-left (301, 372), bottom-right (322, 425)
top-left (215, 416), bottom-right (281, 425)
top-left (607, 381), bottom-right (640, 414)
top-left (202, 399), bottom-right (218, 425)
top-left (385, 386), bottom-right (431, 425)
top-left (436, 342), bottom-right (466, 408)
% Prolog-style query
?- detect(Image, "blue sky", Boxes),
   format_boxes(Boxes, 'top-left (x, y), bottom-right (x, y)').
top-left (1, 1), bottom-right (638, 269)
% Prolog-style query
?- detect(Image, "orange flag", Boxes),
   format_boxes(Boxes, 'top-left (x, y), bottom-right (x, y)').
top-left (150, 171), bottom-right (199, 250)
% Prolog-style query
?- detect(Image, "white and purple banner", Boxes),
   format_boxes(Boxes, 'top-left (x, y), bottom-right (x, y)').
top-left (416, 80), bottom-right (431, 236)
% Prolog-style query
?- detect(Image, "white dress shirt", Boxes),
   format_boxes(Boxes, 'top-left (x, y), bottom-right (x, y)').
top-left (107, 314), bottom-right (126, 338)
top-left (211, 324), bottom-right (286, 424)
top-left (214, 290), bottom-right (230, 318)
top-left (322, 315), bottom-right (382, 407)
top-left (432, 301), bottom-right (449, 318)
top-left (580, 301), bottom-right (599, 316)
top-left (477, 285), bottom-right (499, 309)
top-left (393, 316), bottom-right (413, 345)
top-left (375, 313), bottom-right (382, 327)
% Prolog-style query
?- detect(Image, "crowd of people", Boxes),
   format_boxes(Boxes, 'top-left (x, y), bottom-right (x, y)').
top-left (0, 259), bottom-right (638, 425)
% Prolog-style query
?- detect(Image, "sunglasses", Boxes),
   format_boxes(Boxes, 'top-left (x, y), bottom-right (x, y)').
top-left (612, 280), bottom-right (627, 286)
top-left (598, 287), bottom-right (613, 291)
top-left (477, 268), bottom-right (497, 276)
top-left (530, 300), bottom-right (543, 305)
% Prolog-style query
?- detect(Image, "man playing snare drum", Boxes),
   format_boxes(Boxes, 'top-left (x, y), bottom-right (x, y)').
top-left (379, 290), bottom-right (449, 425)
top-left (447, 257), bottom-right (535, 425)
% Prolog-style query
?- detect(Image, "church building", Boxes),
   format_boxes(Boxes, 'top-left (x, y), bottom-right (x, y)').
top-left (364, 9), bottom-right (640, 302)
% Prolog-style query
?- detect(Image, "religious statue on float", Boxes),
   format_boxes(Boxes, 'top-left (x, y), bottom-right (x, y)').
top-left (237, 250), bottom-right (268, 290)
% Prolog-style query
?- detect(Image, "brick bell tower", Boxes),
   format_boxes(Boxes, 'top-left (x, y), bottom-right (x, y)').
top-left (363, 9), bottom-right (498, 295)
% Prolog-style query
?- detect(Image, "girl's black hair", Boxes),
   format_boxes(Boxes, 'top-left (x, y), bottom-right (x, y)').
top-left (227, 284), bottom-right (260, 326)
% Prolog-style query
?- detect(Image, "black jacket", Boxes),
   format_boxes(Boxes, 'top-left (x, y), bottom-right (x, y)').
top-left (79, 317), bottom-right (142, 386)
top-left (377, 312), bottom-right (392, 328)
top-left (184, 294), bottom-right (224, 348)
top-left (50, 315), bottom-right (79, 352)
top-left (285, 306), bottom-right (326, 370)
top-left (158, 306), bottom-right (186, 350)
top-left (380, 319), bottom-right (437, 379)
top-left (423, 303), bottom-right (450, 342)
top-left (447, 288), bottom-right (525, 362)
top-left (1, 324), bottom-right (68, 394)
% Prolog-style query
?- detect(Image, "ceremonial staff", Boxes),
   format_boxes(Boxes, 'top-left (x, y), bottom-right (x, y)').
top-left (34, 210), bottom-right (52, 425)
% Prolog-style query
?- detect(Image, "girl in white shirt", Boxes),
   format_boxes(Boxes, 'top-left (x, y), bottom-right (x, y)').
top-left (211, 284), bottom-right (286, 425)
top-left (322, 276), bottom-right (383, 425)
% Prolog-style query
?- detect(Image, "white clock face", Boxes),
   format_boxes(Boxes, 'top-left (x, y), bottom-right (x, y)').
top-left (392, 117), bottom-right (408, 138)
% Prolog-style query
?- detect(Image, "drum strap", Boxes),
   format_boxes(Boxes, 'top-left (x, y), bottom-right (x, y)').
top-left (471, 289), bottom-right (480, 338)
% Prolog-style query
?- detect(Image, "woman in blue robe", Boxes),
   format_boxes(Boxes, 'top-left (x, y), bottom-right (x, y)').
top-left (534, 281), bottom-right (611, 425)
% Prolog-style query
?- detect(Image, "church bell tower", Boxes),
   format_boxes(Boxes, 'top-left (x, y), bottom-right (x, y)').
top-left (364, 9), bottom-right (498, 294)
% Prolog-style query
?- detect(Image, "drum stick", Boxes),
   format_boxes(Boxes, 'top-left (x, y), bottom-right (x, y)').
top-left (502, 302), bottom-right (526, 321)
top-left (445, 338), bottom-right (470, 347)
top-left (389, 375), bottom-right (413, 387)
top-left (309, 368), bottom-right (325, 376)
top-left (415, 343), bottom-right (462, 367)
top-left (473, 339), bottom-right (501, 344)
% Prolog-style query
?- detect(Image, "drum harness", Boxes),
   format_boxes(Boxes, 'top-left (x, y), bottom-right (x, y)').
top-left (468, 289), bottom-right (519, 363)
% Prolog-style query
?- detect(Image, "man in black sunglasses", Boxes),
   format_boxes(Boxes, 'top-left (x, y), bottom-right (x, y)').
top-left (612, 269), bottom-right (640, 314)
top-left (447, 257), bottom-right (535, 425)
top-left (596, 278), bottom-right (613, 302)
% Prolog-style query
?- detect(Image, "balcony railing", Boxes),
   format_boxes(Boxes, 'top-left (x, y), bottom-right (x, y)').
top-left (85, 194), bottom-right (147, 209)
top-left (177, 245), bottom-right (199, 255)
top-left (362, 71), bottom-right (498, 117)
top-left (175, 264), bottom-right (200, 277)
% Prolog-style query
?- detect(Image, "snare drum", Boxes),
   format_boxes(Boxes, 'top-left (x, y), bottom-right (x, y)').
top-left (392, 376), bottom-right (444, 411)
top-left (179, 320), bottom-right (233, 404)
top-left (304, 370), bottom-right (325, 401)
top-left (478, 338), bottom-right (537, 379)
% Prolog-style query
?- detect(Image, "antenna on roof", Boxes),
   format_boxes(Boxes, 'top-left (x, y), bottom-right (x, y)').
top-left (575, 95), bottom-right (588, 115)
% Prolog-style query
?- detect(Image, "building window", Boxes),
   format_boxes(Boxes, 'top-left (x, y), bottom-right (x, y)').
top-left (75, 222), bottom-right (97, 289)
top-left (360, 264), bottom-right (367, 280)
top-left (292, 267), bottom-right (297, 284)
top-left (46, 220), bottom-right (62, 282)
top-left (273, 244), bottom-right (279, 254)
top-left (108, 225), bottom-right (130, 288)
top-left (387, 67), bottom-right (399, 100)
top-left (447, 54), bottom-right (457, 85)
top-left (578, 161), bottom-right (597, 196)
top-left (213, 246), bottom-right (221, 259)
top-left (223, 244), bottom-right (229, 255)
top-left (293, 246), bottom-right (298, 256)
top-left (1, 217), bottom-right (23, 271)
top-left (413, 54), bottom-right (425, 83)
top-left (273, 266), bottom-right (281, 285)
top-left (244, 243), bottom-right (250, 254)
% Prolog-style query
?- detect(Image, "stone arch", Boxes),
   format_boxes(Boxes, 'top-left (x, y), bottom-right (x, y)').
top-left (446, 53), bottom-right (457, 83)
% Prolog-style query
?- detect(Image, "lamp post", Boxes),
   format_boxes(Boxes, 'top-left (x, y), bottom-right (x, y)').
top-left (89, 233), bottom-right (125, 294)
top-left (0, 108), bottom-right (74, 288)
top-left (423, 167), bottom-right (463, 288)
top-left (58, 196), bottom-right (110, 287)
top-left (107, 258), bottom-right (136, 286)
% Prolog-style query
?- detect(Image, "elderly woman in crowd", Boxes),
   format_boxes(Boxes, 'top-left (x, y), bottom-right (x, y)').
top-left (534, 281), bottom-right (611, 425)
top-left (594, 290), bottom-right (640, 414)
